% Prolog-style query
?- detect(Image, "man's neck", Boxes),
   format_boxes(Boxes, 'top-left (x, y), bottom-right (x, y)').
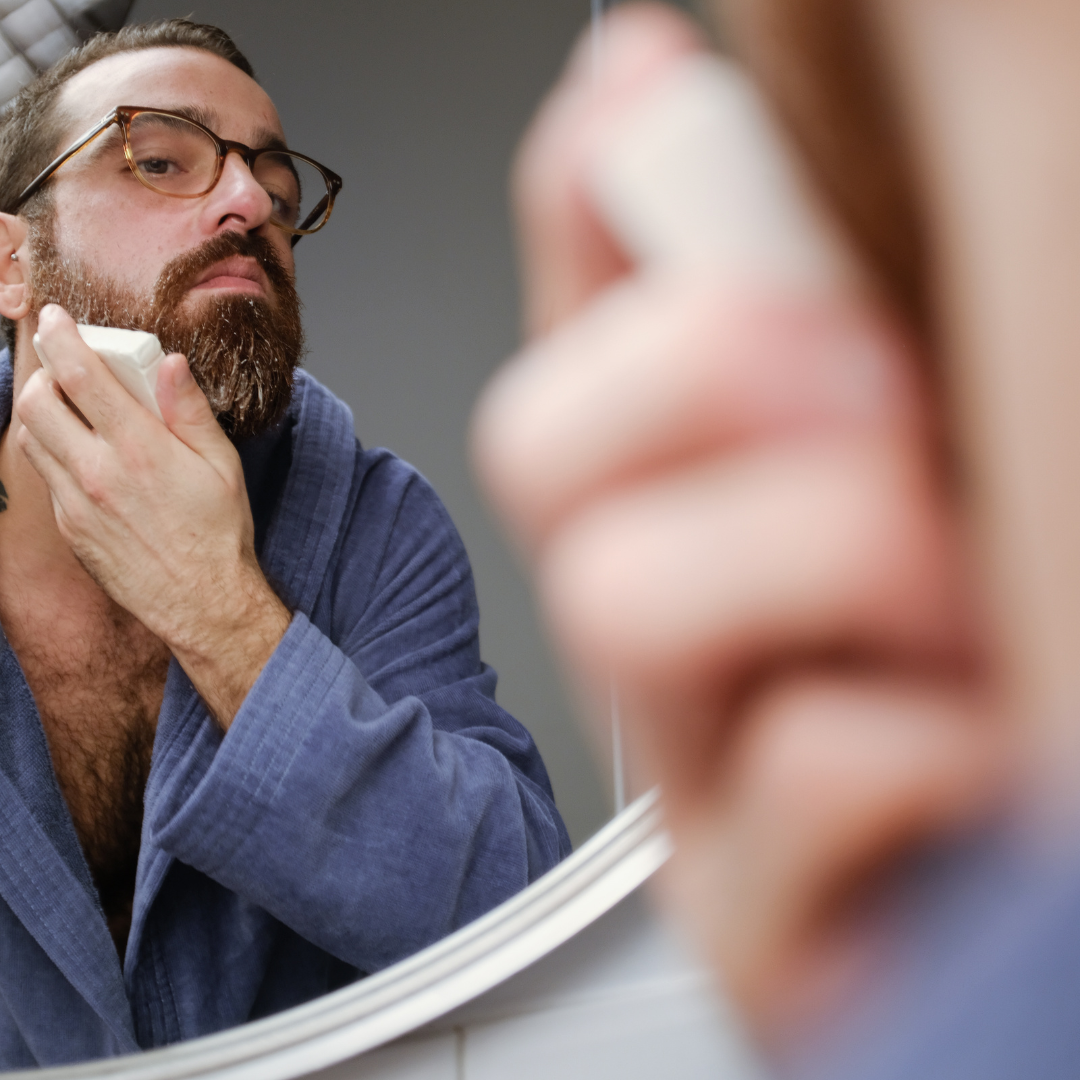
top-left (0, 345), bottom-right (171, 960)
top-left (0, 340), bottom-right (111, 613)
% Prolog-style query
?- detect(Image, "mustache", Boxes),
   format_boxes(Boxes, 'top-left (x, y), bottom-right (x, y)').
top-left (152, 231), bottom-right (294, 311)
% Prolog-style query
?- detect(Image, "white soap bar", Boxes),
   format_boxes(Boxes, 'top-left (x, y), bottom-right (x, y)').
top-left (33, 324), bottom-right (165, 421)
top-left (588, 55), bottom-right (850, 289)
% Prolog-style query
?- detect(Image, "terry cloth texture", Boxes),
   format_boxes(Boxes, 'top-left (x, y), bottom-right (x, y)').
top-left (0, 350), bottom-right (569, 1067)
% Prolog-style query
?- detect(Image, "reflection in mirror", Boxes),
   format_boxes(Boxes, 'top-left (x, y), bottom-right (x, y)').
top-left (0, 0), bottom-right (633, 1069)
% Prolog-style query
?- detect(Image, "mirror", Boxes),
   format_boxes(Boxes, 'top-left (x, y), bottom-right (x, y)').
top-left (0, 0), bottom-right (655, 1069)
top-left (8, 793), bottom-right (669, 1080)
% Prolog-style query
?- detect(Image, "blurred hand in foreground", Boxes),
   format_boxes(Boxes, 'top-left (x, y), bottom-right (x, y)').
top-left (472, 2), bottom-right (1005, 1045)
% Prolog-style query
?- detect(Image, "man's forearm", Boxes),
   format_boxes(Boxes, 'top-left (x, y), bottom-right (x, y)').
top-left (148, 610), bottom-right (568, 974)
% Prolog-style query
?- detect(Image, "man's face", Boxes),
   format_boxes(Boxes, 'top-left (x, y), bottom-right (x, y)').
top-left (24, 47), bottom-right (305, 437)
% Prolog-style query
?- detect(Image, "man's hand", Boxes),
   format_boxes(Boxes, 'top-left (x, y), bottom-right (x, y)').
top-left (473, 2), bottom-right (1004, 1042)
top-left (16, 303), bottom-right (290, 727)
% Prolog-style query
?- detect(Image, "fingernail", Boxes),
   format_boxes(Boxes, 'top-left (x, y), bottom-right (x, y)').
top-left (172, 355), bottom-right (194, 387)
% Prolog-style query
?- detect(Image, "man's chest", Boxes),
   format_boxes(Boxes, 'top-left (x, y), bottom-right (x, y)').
top-left (17, 622), bottom-right (170, 810)
top-left (0, 589), bottom-right (170, 947)
top-left (3, 590), bottom-right (170, 756)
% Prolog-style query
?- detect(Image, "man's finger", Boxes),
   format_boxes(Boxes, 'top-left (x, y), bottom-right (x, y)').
top-left (15, 421), bottom-right (101, 536)
top-left (32, 304), bottom-right (154, 439)
top-left (14, 367), bottom-right (103, 477)
top-left (512, 3), bottom-right (705, 336)
top-left (155, 353), bottom-right (240, 481)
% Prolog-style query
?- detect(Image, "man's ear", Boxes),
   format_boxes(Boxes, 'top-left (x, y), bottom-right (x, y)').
top-left (0, 212), bottom-right (29, 322)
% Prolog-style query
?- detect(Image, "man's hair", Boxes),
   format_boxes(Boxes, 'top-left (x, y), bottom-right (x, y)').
top-left (0, 20), bottom-right (256, 353)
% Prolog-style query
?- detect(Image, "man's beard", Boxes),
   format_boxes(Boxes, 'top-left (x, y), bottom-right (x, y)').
top-left (26, 221), bottom-right (305, 440)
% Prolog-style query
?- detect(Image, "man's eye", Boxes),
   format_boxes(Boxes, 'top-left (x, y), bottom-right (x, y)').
top-left (138, 157), bottom-right (177, 176)
top-left (266, 189), bottom-right (298, 225)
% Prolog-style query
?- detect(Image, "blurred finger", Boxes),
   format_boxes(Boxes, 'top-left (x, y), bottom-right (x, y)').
top-left (475, 274), bottom-right (921, 546)
top-left (538, 435), bottom-right (967, 687)
top-left (15, 422), bottom-right (100, 537)
top-left (658, 673), bottom-right (1002, 1034)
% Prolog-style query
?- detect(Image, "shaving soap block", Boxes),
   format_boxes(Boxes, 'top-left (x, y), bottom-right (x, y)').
top-left (33, 324), bottom-right (165, 421)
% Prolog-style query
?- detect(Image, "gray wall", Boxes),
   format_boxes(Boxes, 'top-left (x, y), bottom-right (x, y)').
top-left (126, 0), bottom-right (613, 846)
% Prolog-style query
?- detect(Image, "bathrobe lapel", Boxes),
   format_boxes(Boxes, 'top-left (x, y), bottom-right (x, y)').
top-left (0, 644), bottom-right (138, 1049)
top-left (258, 369), bottom-right (357, 614)
top-left (0, 351), bottom-right (137, 1045)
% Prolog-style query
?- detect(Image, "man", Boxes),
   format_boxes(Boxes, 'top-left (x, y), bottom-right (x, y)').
top-left (0, 19), bottom-right (569, 1068)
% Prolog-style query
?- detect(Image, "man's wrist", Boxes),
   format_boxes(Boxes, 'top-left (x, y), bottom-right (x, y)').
top-left (169, 563), bottom-right (292, 729)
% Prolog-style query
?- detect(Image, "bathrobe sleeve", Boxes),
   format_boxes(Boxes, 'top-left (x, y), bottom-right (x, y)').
top-left (148, 451), bottom-right (571, 973)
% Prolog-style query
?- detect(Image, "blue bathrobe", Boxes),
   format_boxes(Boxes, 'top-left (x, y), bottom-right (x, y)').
top-left (0, 351), bottom-right (570, 1067)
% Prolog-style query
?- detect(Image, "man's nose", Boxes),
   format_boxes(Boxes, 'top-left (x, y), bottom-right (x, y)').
top-left (206, 149), bottom-right (274, 233)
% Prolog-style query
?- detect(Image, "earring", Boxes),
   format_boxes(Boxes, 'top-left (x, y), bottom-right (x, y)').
top-left (9, 253), bottom-right (16, 261)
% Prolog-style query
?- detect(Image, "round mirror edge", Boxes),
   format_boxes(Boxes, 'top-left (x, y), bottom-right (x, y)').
top-left (13, 790), bottom-right (670, 1080)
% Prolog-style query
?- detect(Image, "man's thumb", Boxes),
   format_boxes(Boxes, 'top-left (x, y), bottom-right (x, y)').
top-left (156, 353), bottom-right (231, 466)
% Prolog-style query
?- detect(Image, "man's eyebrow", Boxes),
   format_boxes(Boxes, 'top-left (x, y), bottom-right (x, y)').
top-left (251, 128), bottom-right (289, 152)
top-left (166, 103), bottom-right (219, 131)
top-left (146, 107), bottom-right (289, 151)
top-left (174, 108), bottom-right (289, 151)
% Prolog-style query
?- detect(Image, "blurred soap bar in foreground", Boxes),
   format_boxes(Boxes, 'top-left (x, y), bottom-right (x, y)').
top-left (588, 55), bottom-right (850, 289)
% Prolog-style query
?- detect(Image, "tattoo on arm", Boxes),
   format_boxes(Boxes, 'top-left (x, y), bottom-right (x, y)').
top-left (0, 479), bottom-right (7, 512)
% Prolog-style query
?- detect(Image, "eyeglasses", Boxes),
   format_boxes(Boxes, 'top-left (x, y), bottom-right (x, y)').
top-left (12, 106), bottom-right (343, 247)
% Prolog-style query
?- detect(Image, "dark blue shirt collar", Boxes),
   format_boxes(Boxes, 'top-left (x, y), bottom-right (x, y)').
top-left (0, 347), bottom-right (12, 434)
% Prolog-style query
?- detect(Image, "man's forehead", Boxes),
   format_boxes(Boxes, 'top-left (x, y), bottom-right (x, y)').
top-left (56, 46), bottom-right (285, 145)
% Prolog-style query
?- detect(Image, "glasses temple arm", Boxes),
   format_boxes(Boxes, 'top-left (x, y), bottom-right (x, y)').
top-left (298, 193), bottom-right (330, 234)
top-left (13, 112), bottom-right (118, 210)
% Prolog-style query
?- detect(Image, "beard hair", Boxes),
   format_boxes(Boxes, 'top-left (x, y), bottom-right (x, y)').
top-left (26, 219), bottom-right (305, 440)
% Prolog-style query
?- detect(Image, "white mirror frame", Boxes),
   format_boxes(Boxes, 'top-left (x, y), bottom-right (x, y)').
top-left (12, 790), bottom-right (669, 1080)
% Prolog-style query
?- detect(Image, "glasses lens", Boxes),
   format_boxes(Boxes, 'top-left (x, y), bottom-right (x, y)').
top-left (254, 151), bottom-right (333, 233)
top-left (126, 112), bottom-right (219, 195)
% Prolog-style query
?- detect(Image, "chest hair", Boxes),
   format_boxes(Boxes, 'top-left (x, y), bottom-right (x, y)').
top-left (4, 599), bottom-right (170, 957)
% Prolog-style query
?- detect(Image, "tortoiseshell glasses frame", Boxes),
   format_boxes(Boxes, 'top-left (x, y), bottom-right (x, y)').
top-left (13, 106), bottom-right (343, 247)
